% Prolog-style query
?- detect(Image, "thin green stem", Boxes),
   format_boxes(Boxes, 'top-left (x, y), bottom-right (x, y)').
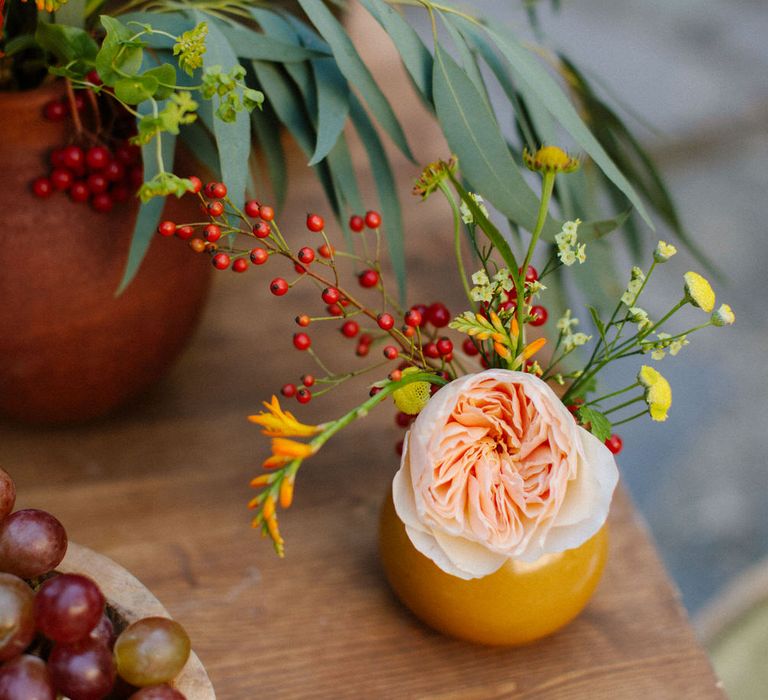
top-left (612, 410), bottom-right (649, 427)
top-left (603, 395), bottom-right (644, 415)
top-left (586, 382), bottom-right (640, 406)
top-left (438, 181), bottom-right (474, 310)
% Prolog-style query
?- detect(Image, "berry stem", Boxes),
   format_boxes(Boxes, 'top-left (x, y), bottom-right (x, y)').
top-left (65, 79), bottom-right (84, 136)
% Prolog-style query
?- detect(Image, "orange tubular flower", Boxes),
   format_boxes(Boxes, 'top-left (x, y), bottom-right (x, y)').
top-left (262, 437), bottom-right (315, 469)
top-left (522, 337), bottom-right (547, 361)
top-left (249, 395), bottom-right (321, 437)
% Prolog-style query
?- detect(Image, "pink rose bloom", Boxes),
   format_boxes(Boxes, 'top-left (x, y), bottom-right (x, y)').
top-left (393, 369), bottom-right (618, 579)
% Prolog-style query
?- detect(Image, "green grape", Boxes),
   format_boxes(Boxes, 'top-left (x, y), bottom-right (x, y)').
top-left (0, 573), bottom-right (35, 661)
top-left (114, 617), bottom-right (190, 687)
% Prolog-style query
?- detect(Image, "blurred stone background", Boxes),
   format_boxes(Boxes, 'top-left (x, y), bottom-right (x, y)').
top-left (408, 0), bottom-right (768, 615)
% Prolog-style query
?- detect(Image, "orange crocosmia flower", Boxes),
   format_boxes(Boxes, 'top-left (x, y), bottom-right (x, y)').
top-left (262, 437), bottom-right (315, 469)
top-left (249, 395), bottom-right (320, 437)
top-left (522, 337), bottom-right (547, 360)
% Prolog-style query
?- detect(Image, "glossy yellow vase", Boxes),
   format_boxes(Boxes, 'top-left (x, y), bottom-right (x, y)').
top-left (379, 494), bottom-right (608, 645)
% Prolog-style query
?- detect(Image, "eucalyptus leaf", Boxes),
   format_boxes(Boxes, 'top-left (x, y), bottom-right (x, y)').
top-left (197, 11), bottom-right (249, 210)
top-left (214, 19), bottom-right (329, 61)
top-left (296, 0), bottom-right (414, 162)
top-left (251, 100), bottom-right (287, 209)
top-left (358, 0), bottom-right (433, 104)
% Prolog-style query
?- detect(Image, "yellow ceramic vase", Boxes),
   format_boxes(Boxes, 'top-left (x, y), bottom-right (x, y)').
top-left (379, 493), bottom-right (608, 646)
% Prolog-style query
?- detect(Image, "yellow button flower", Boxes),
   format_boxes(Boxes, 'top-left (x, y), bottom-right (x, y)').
top-left (711, 303), bottom-right (735, 327)
top-left (393, 368), bottom-right (432, 415)
top-left (683, 271), bottom-right (715, 313)
top-left (523, 146), bottom-right (580, 174)
top-left (637, 365), bottom-right (672, 422)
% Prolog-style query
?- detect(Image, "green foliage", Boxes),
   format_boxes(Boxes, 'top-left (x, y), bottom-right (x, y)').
top-left (173, 21), bottom-right (208, 76)
top-left (577, 406), bottom-right (612, 442)
top-left (134, 92), bottom-right (198, 145)
top-left (137, 171), bottom-right (194, 202)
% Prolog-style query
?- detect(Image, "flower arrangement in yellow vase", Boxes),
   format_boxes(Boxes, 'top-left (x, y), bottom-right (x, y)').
top-left (158, 146), bottom-right (734, 644)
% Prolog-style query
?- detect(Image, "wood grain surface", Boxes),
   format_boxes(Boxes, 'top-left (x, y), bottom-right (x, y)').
top-left (2, 7), bottom-right (724, 696)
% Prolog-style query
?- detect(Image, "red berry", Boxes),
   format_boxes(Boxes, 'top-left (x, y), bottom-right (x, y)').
top-left (389, 369), bottom-right (402, 382)
top-left (306, 213), bottom-right (324, 232)
top-left (377, 313), bottom-right (394, 330)
top-left (296, 387), bottom-right (312, 404)
top-left (62, 145), bottom-right (84, 170)
top-left (129, 166), bottom-right (144, 189)
top-left (203, 182), bottom-right (218, 198)
top-left (327, 304), bottom-right (343, 317)
top-left (69, 181), bottom-right (89, 203)
top-left (86, 146), bottom-right (110, 171)
top-left (111, 185), bottom-right (130, 203)
top-left (356, 342), bottom-right (370, 357)
top-left (364, 210), bottom-right (381, 229)
top-left (189, 238), bottom-right (206, 253)
top-left (207, 201), bottom-right (224, 217)
top-left (176, 225), bottom-right (195, 240)
top-left (462, 338), bottom-right (479, 356)
top-left (605, 434), bottom-right (623, 455)
top-left (244, 200), bottom-right (260, 217)
top-left (426, 302), bottom-right (450, 328)
top-left (424, 342), bottom-right (440, 359)
top-left (85, 173), bottom-right (108, 194)
top-left (358, 269), bottom-right (379, 288)
top-left (86, 70), bottom-right (102, 85)
top-left (232, 258), bottom-right (248, 273)
top-left (103, 160), bottom-right (125, 182)
top-left (383, 346), bottom-right (398, 360)
top-left (297, 247), bottom-right (315, 265)
top-left (249, 247), bottom-right (268, 265)
top-left (50, 148), bottom-right (66, 168)
top-left (281, 383), bottom-right (297, 398)
top-left (91, 192), bottom-right (113, 213)
top-left (525, 265), bottom-right (539, 283)
top-left (341, 320), bottom-right (359, 338)
top-left (259, 205), bottom-right (274, 222)
top-left (203, 224), bottom-right (221, 242)
top-left (411, 304), bottom-right (428, 326)
top-left (404, 309), bottom-right (422, 327)
top-left (321, 287), bottom-right (340, 304)
top-left (317, 243), bottom-right (334, 259)
top-left (301, 374), bottom-right (315, 387)
top-left (270, 278), bottom-right (289, 296)
top-left (50, 168), bottom-right (73, 191)
top-left (115, 143), bottom-right (140, 166)
top-left (212, 253), bottom-right (230, 270)
top-left (293, 332), bottom-right (311, 350)
top-left (188, 175), bottom-right (203, 193)
top-left (349, 214), bottom-right (364, 232)
top-left (360, 333), bottom-right (373, 345)
top-left (157, 221), bottom-right (176, 237)
top-left (436, 337), bottom-right (453, 356)
top-left (253, 221), bottom-right (271, 238)
top-left (395, 411), bottom-right (412, 428)
top-left (31, 177), bottom-right (53, 198)
top-left (529, 305), bottom-right (548, 327)
top-left (43, 99), bottom-right (68, 121)
top-left (211, 182), bottom-right (227, 199)
top-left (395, 439), bottom-right (404, 456)
top-left (295, 314), bottom-right (311, 327)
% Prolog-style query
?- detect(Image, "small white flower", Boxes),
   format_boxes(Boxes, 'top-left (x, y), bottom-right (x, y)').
top-left (471, 270), bottom-right (489, 287)
top-left (562, 219), bottom-right (581, 236)
top-left (628, 306), bottom-right (652, 330)
top-left (470, 286), bottom-right (493, 303)
top-left (631, 266), bottom-right (646, 282)
top-left (711, 303), bottom-right (735, 327)
top-left (576, 243), bottom-right (587, 264)
top-left (621, 278), bottom-right (643, 307)
top-left (556, 309), bottom-right (579, 333)
top-left (555, 231), bottom-right (576, 248)
top-left (669, 336), bottom-right (689, 356)
top-left (460, 193), bottom-right (488, 224)
top-left (559, 248), bottom-right (577, 266)
top-left (527, 280), bottom-right (546, 298)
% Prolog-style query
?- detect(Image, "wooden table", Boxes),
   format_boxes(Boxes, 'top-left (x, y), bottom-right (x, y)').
top-left (3, 9), bottom-right (724, 695)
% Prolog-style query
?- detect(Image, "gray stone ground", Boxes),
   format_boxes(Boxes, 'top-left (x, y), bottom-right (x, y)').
top-left (412, 0), bottom-right (768, 614)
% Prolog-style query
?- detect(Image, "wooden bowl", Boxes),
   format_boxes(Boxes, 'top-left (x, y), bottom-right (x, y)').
top-left (59, 543), bottom-right (216, 699)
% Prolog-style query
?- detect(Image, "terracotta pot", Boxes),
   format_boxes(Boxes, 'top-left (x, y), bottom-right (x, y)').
top-left (59, 542), bottom-right (216, 698)
top-left (0, 84), bottom-right (211, 424)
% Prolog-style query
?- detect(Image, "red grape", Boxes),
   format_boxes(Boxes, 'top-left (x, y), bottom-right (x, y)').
top-left (0, 466), bottom-right (15, 520)
top-left (129, 685), bottom-right (187, 699)
top-left (0, 573), bottom-right (35, 661)
top-left (0, 654), bottom-right (55, 700)
top-left (48, 639), bottom-right (116, 700)
top-left (35, 574), bottom-right (105, 644)
top-left (114, 618), bottom-right (190, 687)
top-left (88, 613), bottom-right (115, 649)
top-left (0, 509), bottom-right (67, 578)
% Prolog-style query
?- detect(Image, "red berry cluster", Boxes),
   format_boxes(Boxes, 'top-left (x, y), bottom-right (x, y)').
top-left (32, 142), bottom-right (142, 213)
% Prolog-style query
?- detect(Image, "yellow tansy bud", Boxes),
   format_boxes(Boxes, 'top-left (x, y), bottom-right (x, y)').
top-left (654, 241), bottom-right (677, 263)
top-left (637, 365), bottom-right (672, 422)
top-left (683, 271), bottom-right (715, 313)
top-left (392, 367), bottom-right (432, 416)
top-left (711, 303), bottom-right (735, 327)
top-left (523, 146), bottom-right (580, 174)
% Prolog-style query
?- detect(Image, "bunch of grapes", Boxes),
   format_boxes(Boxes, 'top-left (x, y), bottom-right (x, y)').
top-left (0, 468), bottom-right (192, 700)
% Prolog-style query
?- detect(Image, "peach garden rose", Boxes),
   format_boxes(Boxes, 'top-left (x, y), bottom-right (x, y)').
top-left (393, 369), bottom-right (619, 579)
